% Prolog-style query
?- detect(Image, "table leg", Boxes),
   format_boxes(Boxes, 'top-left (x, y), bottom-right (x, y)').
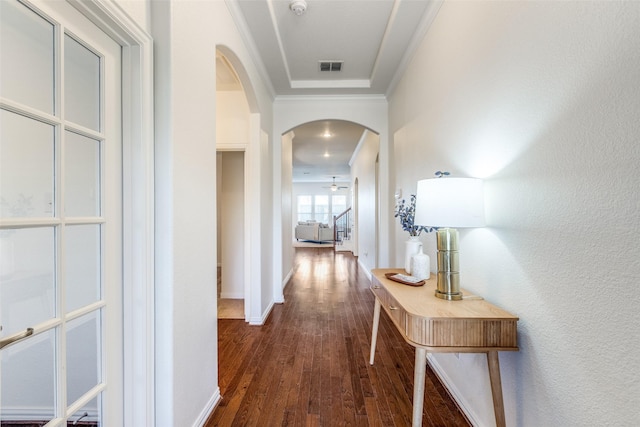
top-left (369, 298), bottom-right (381, 365)
top-left (412, 347), bottom-right (427, 427)
top-left (487, 351), bottom-right (506, 427)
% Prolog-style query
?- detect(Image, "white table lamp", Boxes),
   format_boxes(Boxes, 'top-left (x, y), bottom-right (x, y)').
top-left (414, 177), bottom-right (485, 300)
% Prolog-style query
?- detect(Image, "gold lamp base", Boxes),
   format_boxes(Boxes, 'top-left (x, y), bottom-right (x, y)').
top-left (435, 292), bottom-right (463, 301)
top-left (435, 228), bottom-right (463, 301)
top-left (435, 273), bottom-right (463, 300)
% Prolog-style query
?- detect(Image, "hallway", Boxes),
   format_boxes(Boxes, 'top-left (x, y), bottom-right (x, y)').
top-left (207, 247), bottom-right (470, 426)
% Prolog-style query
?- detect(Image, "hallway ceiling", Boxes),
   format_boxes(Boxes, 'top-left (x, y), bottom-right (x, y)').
top-left (290, 120), bottom-right (367, 183)
top-left (224, 0), bottom-right (441, 182)
top-left (227, 0), bottom-right (439, 97)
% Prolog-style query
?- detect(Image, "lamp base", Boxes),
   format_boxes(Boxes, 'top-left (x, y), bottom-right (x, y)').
top-left (435, 228), bottom-right (463, 301)
top-left (435, 290), bottom-right (463, 301)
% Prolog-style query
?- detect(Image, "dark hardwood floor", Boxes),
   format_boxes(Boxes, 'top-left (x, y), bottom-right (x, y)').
top-left (206, 247), bottom-right (470, 427)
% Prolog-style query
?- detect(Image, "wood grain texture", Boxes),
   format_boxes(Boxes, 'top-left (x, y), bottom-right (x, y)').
top-left (372, 269), bottom-right (519, 350)
top-left (206, 248), bottom-right (470, 427)
top-left (370, 269), bottom-right (519, 427)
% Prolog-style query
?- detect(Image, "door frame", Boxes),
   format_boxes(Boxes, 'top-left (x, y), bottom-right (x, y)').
top-left (66, 2), bottom-right (155, 426)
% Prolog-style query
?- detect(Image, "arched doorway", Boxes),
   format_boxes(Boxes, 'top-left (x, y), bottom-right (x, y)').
top-left (280, 118), bottom-right (381, 284)
top-left (216, 51), bottom-right (248, 320)
top-left (287, 119), bottom-right (363, 253)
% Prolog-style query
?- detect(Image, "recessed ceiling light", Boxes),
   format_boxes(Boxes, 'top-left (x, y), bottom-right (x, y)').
top-left (323, 152), bottom-right (330, 158)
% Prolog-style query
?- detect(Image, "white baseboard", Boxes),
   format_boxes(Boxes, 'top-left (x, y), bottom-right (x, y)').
top-left (220, 291), bottom-right (244, 299)
top-left (249, 300), bottom-right (274, 325)
top-left (357, 258), bottom-right (372, 281)
top-left (282, 268), bottom-right (293, 290)
top-left (274, 268), bottom-right (293, 303)
top-left (427, 354), bottom-right (481, 427)
top-left (193, 388), bottom-right (222, 427)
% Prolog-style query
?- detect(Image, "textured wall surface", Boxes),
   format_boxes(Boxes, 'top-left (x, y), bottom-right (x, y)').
top-left (351, 130), bottom-right (380, 270)
top-left (389, 1), bottom-right (640, 425)
top-left (149, 0), bottom-right (274, 424)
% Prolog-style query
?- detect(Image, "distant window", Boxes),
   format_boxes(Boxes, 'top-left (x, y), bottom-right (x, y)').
top-left (297, 194), bottom-right (347, 223)
top-left (297, 195), bottom-right (313, 222)
top-left (332, 195), bottom-right (347, 218)
top-left (315, 195), bottom-right (329, 223)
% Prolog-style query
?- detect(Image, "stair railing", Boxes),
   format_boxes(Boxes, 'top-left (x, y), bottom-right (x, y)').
top-left (333, 207), bottom-right (352, 248)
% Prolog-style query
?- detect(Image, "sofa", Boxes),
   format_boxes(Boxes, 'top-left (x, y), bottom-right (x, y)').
top-left (295, 221), bottom-right (334, 242)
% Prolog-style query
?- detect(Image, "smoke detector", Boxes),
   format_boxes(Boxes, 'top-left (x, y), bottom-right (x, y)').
top-left (289, 0), bottom-right (307, 16)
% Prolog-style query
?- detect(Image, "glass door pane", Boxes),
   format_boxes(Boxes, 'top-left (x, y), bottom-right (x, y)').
top-left (0, 227), bottom-right (55, 337)
top-left (65, 34), bottom-right (100, 131)
top-left (66, 311), bottom-right (101, 405)
top-left (0, 0), bottom-right (55, 114)
top-left (0, 110), bottom-right (55, 219)
top-left (1, 0), bottom-right (122, 424)
top-left (64, 131), bottom-right (101, 217)
top-left (1, 329), bottom-right (56, 424)
top-left (70, 396), bottom-right (101, 427)
top-left (65, 224), bottom-right (101, 313)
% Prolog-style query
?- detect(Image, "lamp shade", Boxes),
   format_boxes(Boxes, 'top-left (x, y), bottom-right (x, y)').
top-left (414, 177), bottom-right (485, 228)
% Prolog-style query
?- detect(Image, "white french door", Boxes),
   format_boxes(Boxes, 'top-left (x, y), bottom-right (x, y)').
top-left (0, 0), bottom-right (123, 425)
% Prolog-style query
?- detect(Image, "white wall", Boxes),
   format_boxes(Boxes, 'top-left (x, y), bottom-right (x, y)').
top-left (389, 1), bottom-right (640, 426)
top-left (150, 0), bottom-right (274, 425)
top-left (279, 131), bottom-right (293, 299)
top-left (219, 152), bottom-right (245, 299)
top-left (151, 1), bottom-right (218, 425)
top-left (115, 0), bottom-right (150, 33)
top-left (350, 130), bottom-right (379, 273)
top-left (260, 129), bottom-right (274, 317)
top-left (216, 90), bottom-right (250, 148)
top-left (216, 154), bottom-right (222, 265)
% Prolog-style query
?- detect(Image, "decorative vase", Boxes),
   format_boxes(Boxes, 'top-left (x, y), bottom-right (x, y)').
top-left (410, 247), bottom-right (430, 281)
top-left (404, 236), bottom-right (422, 274)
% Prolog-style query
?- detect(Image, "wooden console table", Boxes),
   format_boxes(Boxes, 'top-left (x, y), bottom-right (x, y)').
top-left (369, 269), bottom-right (519, 427)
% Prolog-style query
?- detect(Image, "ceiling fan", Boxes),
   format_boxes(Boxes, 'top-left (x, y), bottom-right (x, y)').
top-left (323, 176), bottom-right (349, 192)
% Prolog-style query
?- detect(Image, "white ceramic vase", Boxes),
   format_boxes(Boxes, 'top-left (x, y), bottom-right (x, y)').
top-left (404, 236), bottom-right (422, 274)
top-left (410, 247), bottom-right (430, 281)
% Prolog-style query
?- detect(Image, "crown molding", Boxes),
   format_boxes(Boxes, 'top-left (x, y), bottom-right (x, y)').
top-left (385, 0), bottom-right (443, 98)
top-left (274, 94), bottom-right (388, 103)
top-left (225, 0), bottom-right (276, 100)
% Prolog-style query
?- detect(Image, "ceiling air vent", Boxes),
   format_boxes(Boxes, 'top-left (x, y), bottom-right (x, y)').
top-left (319, 61), bottom-right (343, 72)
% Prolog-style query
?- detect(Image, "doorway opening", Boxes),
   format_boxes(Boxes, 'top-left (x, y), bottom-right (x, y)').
top-left (215, 49), bottom-right (252, 320)
top-left (216, 151), bottom-right (245, 319)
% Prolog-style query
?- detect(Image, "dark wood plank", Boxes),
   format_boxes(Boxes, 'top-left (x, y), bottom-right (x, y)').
top-left (205, 247), bottom-right (471, 426)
